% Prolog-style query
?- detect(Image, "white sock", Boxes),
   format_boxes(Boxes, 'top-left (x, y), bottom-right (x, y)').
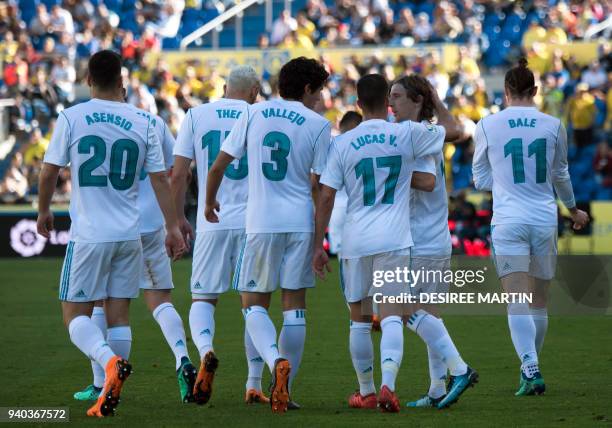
top-left (278, 309), bottom-right (306, 393)
top-left (90, 307), bottom-right (107, 388)
top-left (189, 301), bottom-right (215, 359)
top-left (107, 326), bottom-right (132, 360)
top-left (530, 307), bottom-right (548, 354)
top-left (68, 315), bottom-right (115, 369)
top-left (407, 310), bottom-right (467, 376)
top-left (427, 346), bottom-right (447, 399)
top-left (153, 302), bottom-right (189, 370)
top-left (243, 306), bottom-right (279, 371)
top-left (245, 328), bottom-right (265, 391)
top-left (380, 316), bottom-right (403, 391)
top-left (349, 321), bottom-right (375, 396)
top-left (507, 303), bottom-right (538, 373)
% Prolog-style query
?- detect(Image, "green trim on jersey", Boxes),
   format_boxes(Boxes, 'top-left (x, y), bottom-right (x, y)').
top-left (60, 241), bottom-right (75, 300)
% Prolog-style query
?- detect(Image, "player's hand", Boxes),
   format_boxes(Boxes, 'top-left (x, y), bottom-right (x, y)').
top-left (165, 225), bottom-right (187, 261)
top-left (178, 216), bottom-right (194, 251)
top-left (570, 208), bottom-right (590, 230)
top-left (37, 211), bottom-right (54, 238)
top-left (205, 200), bottom-right (220, 223)
top-left (312, 246), bottom-right (331, 279)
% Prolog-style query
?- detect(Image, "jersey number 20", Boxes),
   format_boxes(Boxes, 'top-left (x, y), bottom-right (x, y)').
top-left (78, 136), bottom-right (138, 190)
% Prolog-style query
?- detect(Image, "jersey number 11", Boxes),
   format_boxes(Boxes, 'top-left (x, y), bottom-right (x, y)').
top-left (504, 138), bottom-right (547, 184)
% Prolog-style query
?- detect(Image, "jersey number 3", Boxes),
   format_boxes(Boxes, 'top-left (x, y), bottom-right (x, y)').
top-left (78, 136), bottom-right (138, 190)
top-left (504, 138), bottom-right (547, 184)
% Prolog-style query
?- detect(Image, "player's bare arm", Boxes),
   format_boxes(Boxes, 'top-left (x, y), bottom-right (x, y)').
top-left (313, 184), bottom-right (336, 279)
top-left (411, 171), bottom-right (436, 192)
top-left (430, 86), bottom-right (463, 142)
top-left (36, 162), bottom-right (61, 238)
top-left (205, 150), bottom-right (235, 223)
top-left (311, 173), bottom-right (321, 205)
top-left (149, 170), bottom-right (186, 261)
top-left (170, 155), bottom-right (195, 245)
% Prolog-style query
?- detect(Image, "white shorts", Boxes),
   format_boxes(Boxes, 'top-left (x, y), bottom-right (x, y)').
top-left (233, 232), bottom-right (314, 293)
top-left (491, 224), bottom-right (558, 280)
top-left (340, 248), bottom-right (412, 303)
top-left (59, 240), bottom-right (142, 302)
top-left (140, 228), bottom-right (173, 290)
top-left (409, 256), bottom-right (451, 297)
top-left (191, 229), bottom-right (245, 298)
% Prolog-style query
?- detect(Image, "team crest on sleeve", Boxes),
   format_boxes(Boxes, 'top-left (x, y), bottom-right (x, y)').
top-left (425, 124), bottom-right (437, 132)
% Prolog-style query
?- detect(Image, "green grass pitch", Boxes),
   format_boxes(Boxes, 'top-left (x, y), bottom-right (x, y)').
top-left (0, 258), bottom-right (610, 427)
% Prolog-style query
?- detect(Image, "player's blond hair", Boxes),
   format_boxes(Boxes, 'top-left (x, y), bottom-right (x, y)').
top-left (227, 65), bottom-right (260, 92)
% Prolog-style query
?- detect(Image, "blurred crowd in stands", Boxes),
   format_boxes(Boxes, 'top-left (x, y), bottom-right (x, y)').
top-left (0, 0), bottom-right (610, 253)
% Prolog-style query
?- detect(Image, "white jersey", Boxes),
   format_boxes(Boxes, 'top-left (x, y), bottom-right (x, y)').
top-left (44, 99), bottom-right (165, 243)
top-left (320, 119), bottom-right (445, 259)
top-left (138, 115), bottom-right (175, 234)
top-left (174, 98), bottom-right (249, 232)
top-left (410, 151), bottom-right (452, 257)
top-left (222, 98), bottom-right (331, 233)
top-left (473, 106), bottom-right (573, 226)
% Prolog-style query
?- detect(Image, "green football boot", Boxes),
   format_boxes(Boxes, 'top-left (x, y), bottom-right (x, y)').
top-left (515, 371), bottom-right (546, 396)
top-left (177, 356), bottom-right (198, 403)
top-left (406, 394), bottom-right (445, 408)
top-left (73, 384), bottom-right (102, 401)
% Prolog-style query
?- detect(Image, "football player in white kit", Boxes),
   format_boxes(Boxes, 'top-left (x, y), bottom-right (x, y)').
top-left (389, 74), bottom-right (477, 409)
top-left (327, 111), bottom-right (362, 256)
top-left (473, 58), bottom-right (589, 396)
top-left (312, 74), bottom-right (463, 413)
top-left (36, 51), bottom-right (186, 417)
top-left (172, 66), bottom-right (268, 406)
top-left (205, 57), bottom-right (331, 413)
top-left (72, 112), bottom-right (198, 404)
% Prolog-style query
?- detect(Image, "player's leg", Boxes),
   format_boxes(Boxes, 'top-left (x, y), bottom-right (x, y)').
top-left (141, 228), bottom-right (195, 403)
top-left (86, 240), bottom-right (141, 417)
top-left (236, 233), bottom-right (288, 413)
top-left (73, 300), bottom-right (106, 401)
top-left (189, 230), bottom-right (242, 404)
top-left (243, 312), bottom-right (269, 404)
top-left (529, 277), bottom-right (550, 354)
top-left (59, 241), bottom-right (121, 416)
top-left (375, 249), bottom-right (414, 413)
top-left (406, 257), bottom-right (477, 409)
top-left (528, 225), bottom-right (557, 356)
top-left (493, 225), bottom-right (542, 395)
top-left (276, 232), bottom-right (315, 408)
top-left (342, 256), bottom-right (377, 409)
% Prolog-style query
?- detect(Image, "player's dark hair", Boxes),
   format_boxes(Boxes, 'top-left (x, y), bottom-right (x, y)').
top-left (393, 75), bottom-right (435, 122)
top-left (504, 57), bottom-right (535, 99)
top-left (339, 111), bottom-right (362, 131)
top-left (357, 74), bottom-right (388, 111)
top-left (278, 57), bottom-right (329, 100)
top-left (88, 50), bottom-right (122, 91)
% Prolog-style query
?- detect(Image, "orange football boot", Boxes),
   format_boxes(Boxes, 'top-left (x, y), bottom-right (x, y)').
top-left (372, 315), bottom-right (381, 332)
top-left (86, 356), bottom-right (132, 417)
top-left (269, 358), bottom-right (291, 414)
top-left (245, 389), bottom-right (270, 404)
top-left (378, 385), bottom-right (400, 413)
top-left (193, 350), bottom-right (219, 405)
top-left (348, 391), bottom-right (377, 409)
